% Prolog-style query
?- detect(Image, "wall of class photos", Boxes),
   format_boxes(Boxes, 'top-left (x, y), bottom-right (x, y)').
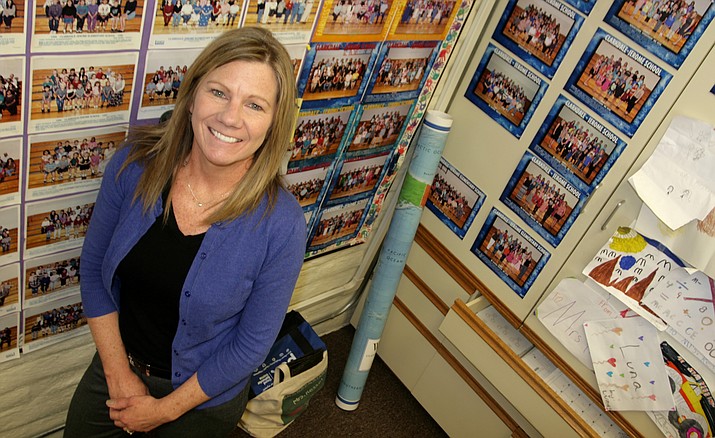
top-left (0, 0), bottom-right (472, 361)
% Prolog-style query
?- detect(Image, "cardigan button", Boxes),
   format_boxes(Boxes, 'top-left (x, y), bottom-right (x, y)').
top-left (175, 372), bottom-right (181, 378)
top-left (200, 252), bottom-right (207, 259)
top-left (184, 290), bottom-right (191, 297)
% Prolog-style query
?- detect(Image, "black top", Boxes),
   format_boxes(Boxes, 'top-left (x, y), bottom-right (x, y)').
top-left (118, 195), bottom-right (205, 370)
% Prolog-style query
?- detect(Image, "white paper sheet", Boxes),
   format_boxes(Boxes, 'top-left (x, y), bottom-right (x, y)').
top-left (636, 202), bottom-right (715, 278)
top-left (537, 278), bottom-right (623, 369)
top-left (584, 317), bottom-right (675, 411)
top-left (641, 267), bottom-right (715, 371)
top-left (477, 305), bottom-right (533, 356)
top-left (628, 115), bottom-right (715, 230)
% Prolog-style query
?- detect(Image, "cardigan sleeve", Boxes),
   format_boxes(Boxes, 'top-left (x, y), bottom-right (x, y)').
top-left (195, 191), bottom-right (307, 399)
top-left (79, 148), bottom-right (133, 318)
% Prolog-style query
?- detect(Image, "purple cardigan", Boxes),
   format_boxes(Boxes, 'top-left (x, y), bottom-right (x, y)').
top-left (80, 146), bottom-right (306, 408)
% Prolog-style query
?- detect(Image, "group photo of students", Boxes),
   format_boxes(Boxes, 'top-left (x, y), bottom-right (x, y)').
top-left (26, 302), bottom-right (85, 342)
top-left (311, 207), bottom-right (364, 245)
top-left (30, 137), bottom-right (116, 188)
top-left (395, 0), bottom-right (455, 34)
top-left (290, 113), bottom-right (349, 161)
top-left (482, 224), bottom-right (537, 287)
top-left (617, 0), bottom-right (707, 53)
top-left (541, 116), bottom-right (611, 184)
top-left (477, 67), bottom-right (531, 125)
top-left (510, 170), bottom-right (574, 236)
top-left (156, 0), bottom-right (241, 30)
top-left (0, 73), bottom-right (21, 122)
top-left (349, 108), bottom-right (406, 151)
top-left (577, 47), bottom-right (657, 123)
top-left (503, 0), bottom-right (569, 66)
top-left (25, 257), bottom-right (80, 300)
top-left (142, 64), bottom-right (187, 106)
top-left (0, 279), bottom-right (14, 307)
top-left (330, 161), bottom-right (384, 199)
top-left (429, 173), bottom-right (472, 228)
top-left (34, 65), bottom-right (129, 117)
top-left (38, 0), bottom-right (140, 34)
top-left (0, 324), bottom-right (15, 351)
top-left (26, 203), bottom-right (94, 251)
top-left (373, 57), bottom-right (427, 93)
top-left (304, 53), bottom-right (368, 100)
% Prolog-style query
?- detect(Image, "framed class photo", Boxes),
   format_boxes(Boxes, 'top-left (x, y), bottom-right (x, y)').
top-left (137, 49), bottom-right (202, 120)
top-left (426, 157), bottom-right (486, 239)
top-left (389, 0), bottom-right (461, 40)
top-left (311, 0), bottom-right (395, 42)
top-left (0, 312), bottom-right (20, 363)
top-left (307, 197), bottom-right (370, 255)
top-left (344, 100), bottom-right (414, 159)
top-left (23, 249), bottom-right (81, 310)
top-left (500, 152), bottom-right (585, 247)
top-left (0, 206), bottom-right (20, 268)
top-left (324, 151), bottom-right (390, 205)
top-left (364, 40), bottom-right (439, 103)
top-left (284, 164), bottom-right (333, 210)
top-left (24, 191), bottom-right (98, 259)
top-left (32, 0), bottom-right (146, 52)
top-left (465, 43), bottom-right (548, 138)
top-left (0, 264), bottom-right (21, 316)
top-left (28, 52), bottom-right (138, 134)
top-left (26, 126), bottom-right (126, 201)
top-left (297, 42), bottom-right (379, 109)
top-left (492, 0), bottom-right (584, 78)
top-left (242, 0), bottom-right (320, 44)
top-left (0, 138), bottom-right (23, 207)
top-left (565, 29), bottom-right (672, 138)
top-left (0, 56), bottom-right (25, 139)
top-left (604, 0), bottom-right (715, 69)
top-left (287, 105), bottom-right (356, 172)
top-left (529, 95), bottom-right (627, 193)
top-left (471, 207), bottom-right (550, 297)
top-left (22, 292), bottom-right (88, 354)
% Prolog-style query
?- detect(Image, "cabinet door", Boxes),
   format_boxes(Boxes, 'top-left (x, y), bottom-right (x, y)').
top-left (522, 44), bottom-right (715, 437)
top-left (425, 0), bottom-right (715, 322)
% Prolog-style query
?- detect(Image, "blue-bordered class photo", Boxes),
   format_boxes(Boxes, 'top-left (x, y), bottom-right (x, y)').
top-left (565, 29), bottom-right (672, 138)
top-left (426, 157), bottom-right (486, 239)
top-left (464, 43), bottom-right (548, 138)
top-left (604, 0), bottom-right (715, 69)
top-left (471, 207), bottom-right (550, 298)
top-left (528, 95), bottom-right (627, 194)
top-left (500, 152), bottom-right (586, 247)
top-left (492, 0), bottom-right (584, 78)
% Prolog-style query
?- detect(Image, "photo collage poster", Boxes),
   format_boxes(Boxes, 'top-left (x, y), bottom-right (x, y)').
top-left (0, 0), bottom-right (475, 355)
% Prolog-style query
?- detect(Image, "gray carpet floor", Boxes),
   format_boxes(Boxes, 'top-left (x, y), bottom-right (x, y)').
top-left (231, 325), bottom-right (447, 437)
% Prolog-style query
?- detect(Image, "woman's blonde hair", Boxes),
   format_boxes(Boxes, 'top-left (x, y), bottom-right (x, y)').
top-left (122, 27), bottom-right (297, 224)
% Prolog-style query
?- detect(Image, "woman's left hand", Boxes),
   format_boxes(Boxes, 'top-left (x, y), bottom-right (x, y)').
top-left (107, 396), bottom-right (176, 433)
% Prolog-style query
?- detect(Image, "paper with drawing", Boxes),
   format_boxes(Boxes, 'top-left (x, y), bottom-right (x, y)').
top-left (629, 115), bottom-right (715, 230)
top-left (583, 227), bottom-right (684, 329)
top-left (584, 317), bottom-right (674, 411)
top-left (641, 267), bottom-right (715, 371)
top-left (537, 278), bottom-right (623, 369)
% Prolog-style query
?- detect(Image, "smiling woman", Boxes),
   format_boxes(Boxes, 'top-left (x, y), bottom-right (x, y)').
top-left (63, 27), bottom-right (306, 438)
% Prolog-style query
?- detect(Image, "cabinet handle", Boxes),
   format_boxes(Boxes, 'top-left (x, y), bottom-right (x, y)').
top-left (601, 200), bottom-right (625, 231)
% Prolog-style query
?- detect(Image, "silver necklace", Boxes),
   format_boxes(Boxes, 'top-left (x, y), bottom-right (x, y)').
top-left (186, 182), bottom-right (231, 208)
top-left (186, 183), bottom-right (206, 208)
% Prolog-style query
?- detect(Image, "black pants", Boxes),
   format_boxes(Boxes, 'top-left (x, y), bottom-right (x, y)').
top-left (64, 352), bottom-right (249, 438)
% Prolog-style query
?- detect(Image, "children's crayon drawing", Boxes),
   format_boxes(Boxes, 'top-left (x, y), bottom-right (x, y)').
top-left (584, 317), bottom-right (675, 411)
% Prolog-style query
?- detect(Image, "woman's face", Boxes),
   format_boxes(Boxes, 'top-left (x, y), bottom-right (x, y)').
top-left (189, 60), bottom-right (278, 173)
